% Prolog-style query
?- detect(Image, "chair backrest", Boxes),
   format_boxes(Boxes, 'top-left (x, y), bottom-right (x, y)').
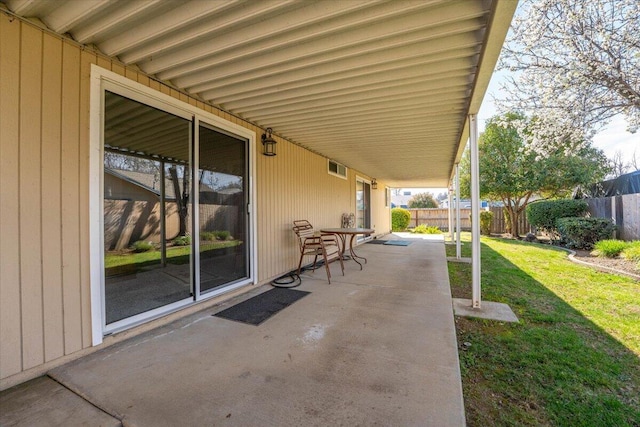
top-left (293, 220), bottom-right (315, 250)
top-left (341, 213), bottom-right (355, 228)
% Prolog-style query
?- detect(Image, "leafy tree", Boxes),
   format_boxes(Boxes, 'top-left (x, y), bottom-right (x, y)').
top-left (608, 149), bottom-right (640, 178)
top-left (168, 164), bottom-right (190, 237)
top-left (460, 113), bottom-right (609, 238)
top-left (498, 0), bottom-right (639, 155)
top-left (407, 192), bottom-right (438, 208)
top-left (435, 192), bottom-right (448, 202)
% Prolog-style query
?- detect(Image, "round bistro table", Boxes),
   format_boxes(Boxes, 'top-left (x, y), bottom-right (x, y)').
top-left (319, 227), bottom-right (374, 270)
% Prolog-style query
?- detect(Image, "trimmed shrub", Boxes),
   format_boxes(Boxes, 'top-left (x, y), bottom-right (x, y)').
top-left (172, 235), bottom-right (191, 246)
top-left (592, 240), bottom-right (629, 258)
top-left (200, 231), bottom-right (217, 241)
top-left (479, 211), bottom-right (493, 235)
top-left (556, 217), bottom-right (615, 250)
top-left (526, 199), bottom-right (588, 241)
top-left (214, 230), bottom-right (231, 240)
top-left (131, 240), bottom-right (154, 253)
top-left (200, 230), bottom-right (231, 241)
top-left (391, 207), bottom-right (411, 231)
top-left (411, 224), bottom-right (442, 234)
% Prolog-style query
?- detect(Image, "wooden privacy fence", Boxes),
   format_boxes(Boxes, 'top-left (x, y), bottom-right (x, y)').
top-left (488, 206), bottom-right (532, 235)
top-left (583, 193), bottom-right (640, 241)
top-left (407, 207), bottom-right (531, 235)
top-left (407, 208), bottom-right (471, 230)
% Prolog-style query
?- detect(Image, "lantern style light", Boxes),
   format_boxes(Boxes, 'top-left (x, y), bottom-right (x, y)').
top-left (261, 128), bottom-right (277, 156)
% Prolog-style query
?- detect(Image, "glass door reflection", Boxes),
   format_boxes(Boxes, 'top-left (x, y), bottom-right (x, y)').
top-left (103, 91), bottom-right (192, 325)
top-left (198, 123), bottom-right (249, 293)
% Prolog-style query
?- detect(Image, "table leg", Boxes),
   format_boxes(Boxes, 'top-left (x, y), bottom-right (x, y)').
top-left (337, 234), bottom-right (347, 257)
top-left (348, 234), bottom-right (367, 270)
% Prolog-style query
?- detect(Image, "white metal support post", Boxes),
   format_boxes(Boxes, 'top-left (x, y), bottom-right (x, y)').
top-left (455, 163), bottom-right (462, 258)
top-left (469, 114), bottom-right (481, 308)
top-left (448, 185), bottom-right (454, 242)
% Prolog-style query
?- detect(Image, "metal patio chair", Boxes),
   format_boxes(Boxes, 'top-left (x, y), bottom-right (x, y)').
top-left (292, 220), bottom-right (344, 283)
top-left (341, 212), bottom-right (356, 228)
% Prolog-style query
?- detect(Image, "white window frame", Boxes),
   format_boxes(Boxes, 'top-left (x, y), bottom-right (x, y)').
top-left (327, 159), bottom-right (347, 179)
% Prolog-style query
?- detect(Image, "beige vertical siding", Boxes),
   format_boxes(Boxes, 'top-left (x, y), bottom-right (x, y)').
top-left (0, 12), bottom-right (23, 379)
top-left (0, 16), bottom-right (390, 386)
top-left (41, 31), bottom-right (65, 366)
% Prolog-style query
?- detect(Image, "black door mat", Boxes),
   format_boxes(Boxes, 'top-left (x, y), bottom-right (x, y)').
top-left (366, 240), bottom-right (387, 244)
top-left (213, 288), bottom-right (310, 325)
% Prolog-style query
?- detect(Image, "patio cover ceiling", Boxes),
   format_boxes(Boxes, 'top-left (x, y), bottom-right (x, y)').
top-left (4, 0), bottom-right (517, 188)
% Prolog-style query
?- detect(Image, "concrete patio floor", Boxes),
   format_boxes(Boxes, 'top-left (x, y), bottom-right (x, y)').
top-left (0, 236), bottom-right (465, 426)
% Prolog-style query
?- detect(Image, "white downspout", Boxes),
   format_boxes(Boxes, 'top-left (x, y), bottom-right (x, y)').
top-left (448, 185), bottom-right (454, 242)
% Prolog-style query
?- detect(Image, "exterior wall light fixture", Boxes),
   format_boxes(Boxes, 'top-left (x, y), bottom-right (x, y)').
top-left (371, 178), bottom-right (378, 190)
top-left (261, 127), bottom-right (277, 156)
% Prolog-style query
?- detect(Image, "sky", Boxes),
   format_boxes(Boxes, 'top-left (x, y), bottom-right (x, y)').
top-left (404, 56), bottom-right (639, 196)
top-left (402, 1), bottom-right (639, 195)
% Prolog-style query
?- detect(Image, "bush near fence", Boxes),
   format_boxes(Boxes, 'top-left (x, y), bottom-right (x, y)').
top-left (408, 194), bottom-right (638, 240)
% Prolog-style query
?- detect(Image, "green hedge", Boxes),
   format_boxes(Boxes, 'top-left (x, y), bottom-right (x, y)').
top-left (172, 235), bottom-right (191, 246)
top-left (391, 207), bottom-right (411, 231)
top-left (131, 240), bottom-right (154, 253)
top-left (556, 217), bottom-right (615, 250)
top-left (479, 211), bottom-right (493, 235)
top-left (526, 199), bottom-right (588, 240)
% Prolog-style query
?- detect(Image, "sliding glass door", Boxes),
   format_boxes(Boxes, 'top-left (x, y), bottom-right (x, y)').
top-left (103, 91), bottom-right (193, 326)
top-left (356, 177), bottom-right (371, 240)
top-left (197, 123), bottom-right (249, 294)
top-left (102, 89), bottom-right (250, 331)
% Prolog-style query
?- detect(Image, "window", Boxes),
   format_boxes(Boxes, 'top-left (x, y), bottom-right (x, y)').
top-left (328, 159), bottom-right (347, 179)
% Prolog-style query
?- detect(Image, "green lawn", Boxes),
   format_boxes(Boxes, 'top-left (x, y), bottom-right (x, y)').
top-left (446, 234), bottom-right (640, 426)
top-left (105, 240), bottom-right (241, 270)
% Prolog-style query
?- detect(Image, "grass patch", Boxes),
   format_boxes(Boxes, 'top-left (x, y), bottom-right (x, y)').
top-left (622, 242), bottom-right (640, 267)
top-left (447, 233), bottom-right (640, 426)
top-left (593, 240), bottom-right (640, 258)
top-left (105, 240), bottom-right (241, 270)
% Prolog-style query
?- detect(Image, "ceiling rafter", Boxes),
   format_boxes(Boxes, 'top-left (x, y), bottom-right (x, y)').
top-left (4, 0), bottom-right (517, 187)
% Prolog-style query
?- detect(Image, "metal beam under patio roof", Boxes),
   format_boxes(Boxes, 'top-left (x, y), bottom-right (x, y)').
top-left (4, 0), bottom-right (517, 187)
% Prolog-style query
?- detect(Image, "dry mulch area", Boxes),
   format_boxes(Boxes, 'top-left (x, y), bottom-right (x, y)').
top-left (572, 250), bottom-right (640, 278)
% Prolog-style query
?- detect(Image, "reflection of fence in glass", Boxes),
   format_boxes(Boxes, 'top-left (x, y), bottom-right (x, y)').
top-left (104, 201), bottom-right (241, 251)
top-left (104, 200), bottom-right (179, 251)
